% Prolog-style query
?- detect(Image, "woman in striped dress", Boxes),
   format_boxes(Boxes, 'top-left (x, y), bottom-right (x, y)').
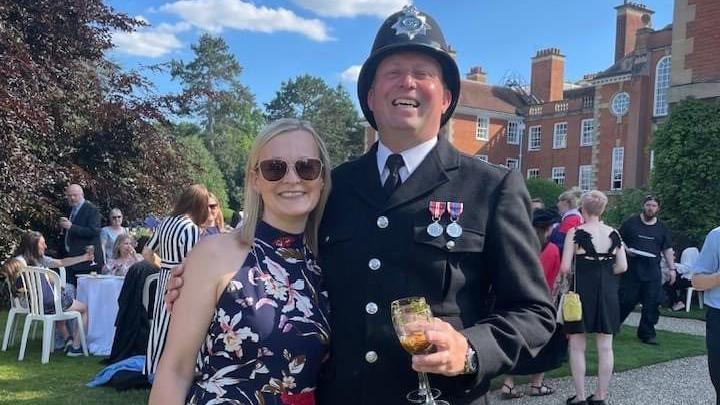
top-left (143, 184), bottom-right (210, 377)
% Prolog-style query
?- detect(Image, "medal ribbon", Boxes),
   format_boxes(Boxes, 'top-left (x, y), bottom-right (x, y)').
top-left (429, 201), bottom-right (446, 220)
top-left (447, 202), bottom-right (464, 220)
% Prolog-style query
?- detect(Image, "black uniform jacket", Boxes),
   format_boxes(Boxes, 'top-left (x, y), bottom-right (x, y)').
top-left (317, 137), bottom-right (556, 404)
top-left (64, 201), bottom-right (104, 268)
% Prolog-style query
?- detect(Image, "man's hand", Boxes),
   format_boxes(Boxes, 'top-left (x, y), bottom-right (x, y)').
top-left (411, 318), bottom-right (470, 377)
top-left (668, 269), bottom-right (677, 285)
top-left (165, 263), bottom-right (186, 313)
top-left (59, 217), bottom-right (72, 230)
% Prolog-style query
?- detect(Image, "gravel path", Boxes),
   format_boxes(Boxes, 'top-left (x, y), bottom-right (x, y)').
top-left (486, 315), bottom-right (713, 404)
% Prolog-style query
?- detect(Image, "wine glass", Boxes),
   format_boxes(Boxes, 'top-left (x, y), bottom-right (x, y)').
top-left (391, 297), bottom-right (449, 405)
top-left (85, 245), bottom-right (97, 267)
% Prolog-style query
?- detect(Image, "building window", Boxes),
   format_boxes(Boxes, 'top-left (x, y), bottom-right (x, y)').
top-left (580, 119), bottom-right (594, 146)
top-left (476, 117), bottom-right (489, 140)
top-left (506, 122), bottom-right (519, 144)
top-left (475, 154), bottom-right (488, 162)
top-left (611, 147), bottom-right (624, 190)
top-left (654, 56), bottom-right (671, 117)
top-left (506, 158), bottom-right (519, 170)
top-left (650, 149), bottom-right (655, 171)
top-left (553, 122), bottom-right (567, 149)
top-left (582, 96), bottom-right (594, 109)
top-left (611, 92), bottom-right (630, 117)
top-left (579, 165), bottom-right (593, 191)
top-left (552, 167), bottom-right (566, 188)
top-left (527, 168), bottom-right (540, 179)
top-left (528, 126), bottom-right (541, 151)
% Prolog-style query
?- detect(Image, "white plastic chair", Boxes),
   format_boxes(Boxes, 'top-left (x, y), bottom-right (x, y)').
top-left (17, 266), bottom-right (88, 363)
top-left (142, 273), bottom-right (160, 318)
top-left (680, 247), bottom-right (703, 312)
top-left (2, 277), bottom-right (31, 351)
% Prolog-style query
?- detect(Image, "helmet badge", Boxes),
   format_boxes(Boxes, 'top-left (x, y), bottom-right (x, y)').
top-left (391, 5), bottom-right (431, 40)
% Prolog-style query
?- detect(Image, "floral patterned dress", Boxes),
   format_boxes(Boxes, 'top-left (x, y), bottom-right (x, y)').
top-left (187, 221), bottom-right (331, 405)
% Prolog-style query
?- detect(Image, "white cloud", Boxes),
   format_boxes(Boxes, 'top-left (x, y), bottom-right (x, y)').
top-left (161, 0), bottom-right (332, 41)
top-left (112, 21), bottom-right (190, 57)
top-left (340, 65), bottom-right (362, 84)
top-left (291, 0), bottom-right (410, 18)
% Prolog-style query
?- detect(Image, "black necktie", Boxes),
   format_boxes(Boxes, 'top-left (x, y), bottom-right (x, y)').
top-left (383, 154), bottom-right (405, 197)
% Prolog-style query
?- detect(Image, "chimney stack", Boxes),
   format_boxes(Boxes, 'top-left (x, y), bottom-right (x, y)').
top-left (614, 1), bottom-right (654, 62)
top-left (530, 48), bottom-right (565, 103)
top-left (466, 66), bottom-right (487, 83)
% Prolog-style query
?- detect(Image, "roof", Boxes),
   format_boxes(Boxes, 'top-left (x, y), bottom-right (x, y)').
top-left (458, 80), bottom-right (527, 114)
top-left (594, 53), bottom-right (634, 80)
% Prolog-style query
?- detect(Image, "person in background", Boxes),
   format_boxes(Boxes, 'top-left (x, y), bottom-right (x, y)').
top-left (229, 209), bottom-right (244, 229)
top-left (200, 193), bottom-right (228, 236)
top-left (549, 189), bottom-right (583, 253)
top-left (560, 191), bottom-right (627, 405)
top-left (100, 208), bottom-right (128, 263)
top-left (501, 208), bottom-right (564, 399)
top-left (142, 184), bottom-right (209, 378)
top-left (690, 226), bottom-right (720, 404)
top-left (150, 119), bottom-right (331, 404)
top-left (102, 234), bottom-right (143, 277)
top-left (12, 230), bottom-right (93, 356)
top-left (531, 198), bottom-right (545, 211)
top-left (60, 184), bottom-right (103, 285)
top-left (618, 195), bottom-right (676, 345)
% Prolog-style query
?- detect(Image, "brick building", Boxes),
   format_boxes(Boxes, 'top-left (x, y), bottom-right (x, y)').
top-left (363, 0), bottom-right (718, 193)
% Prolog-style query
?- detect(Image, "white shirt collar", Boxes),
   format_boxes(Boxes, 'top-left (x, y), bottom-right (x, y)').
top-left (376, 137), bottom-right (438, 183)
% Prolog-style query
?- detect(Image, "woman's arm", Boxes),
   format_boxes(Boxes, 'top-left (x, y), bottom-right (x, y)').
top-left (613, 245), bottom-right (628, 274)
top-left (559, 228), bottom-right (576, 275)
top-left (149, 238), bottom-right (243, 405)
top-left (48, 252), bottom-right (92, 268)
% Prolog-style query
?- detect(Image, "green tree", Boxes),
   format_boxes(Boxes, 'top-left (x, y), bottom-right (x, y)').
top-left (172, 123), bottom-right (229, 208)
top-left (169, 33), bottom-right (263, 207)
top-left (265, 75), bottom-right (364, 167)
top-left (651, 100), bottom-right (720, 246)
top-left (525, 178), bottom-right (564, 208)
top-left (603, 188), bottom-right (649, 228)
top-left (0, 0), bottom-right (191, 260)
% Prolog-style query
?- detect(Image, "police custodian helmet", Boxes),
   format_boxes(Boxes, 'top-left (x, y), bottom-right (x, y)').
top-left (357, 5), bottom-right (461, 131)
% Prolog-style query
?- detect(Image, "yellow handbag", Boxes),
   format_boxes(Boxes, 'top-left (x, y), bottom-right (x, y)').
top-left (562, 254), bottom-right (582, 323)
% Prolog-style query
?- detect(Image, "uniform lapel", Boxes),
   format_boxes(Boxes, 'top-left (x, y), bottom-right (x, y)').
top-left (350, 143), bottom-right (387, 210)
top-left (386, 136), bottom-right (460, 211)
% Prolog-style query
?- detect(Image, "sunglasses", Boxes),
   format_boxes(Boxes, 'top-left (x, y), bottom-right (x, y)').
top-left (257, 158), bottom-right (323, 182)
top-left (208, 204), bottom-right (219, 209)
top-left (111, 216), bottom-right (122, 219)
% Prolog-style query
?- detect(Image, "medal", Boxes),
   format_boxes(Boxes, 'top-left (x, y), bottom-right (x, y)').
top-left (446, 201), bottom-right (464, 238)
top-left (427, 201), bottom-right (446, 237)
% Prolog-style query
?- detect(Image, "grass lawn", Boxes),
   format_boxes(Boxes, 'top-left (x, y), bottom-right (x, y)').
top-left (488, 324), bottom-right (707, 390)
top-left (0, 311), bottom-right (707, 404)
top-left (658, 305), bottom-right (706, 321)
top-left (0, 310), bottom-right (149, 405)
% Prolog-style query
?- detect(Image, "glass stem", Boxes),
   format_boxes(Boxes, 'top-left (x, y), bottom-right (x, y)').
top-left (418, 372), bottom-right (434, 404)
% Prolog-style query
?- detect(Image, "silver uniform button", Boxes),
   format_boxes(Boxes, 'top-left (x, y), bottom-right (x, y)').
top-left (377, 216), bottom-right (389, 228)
top-left (365, 302), bottom-right (378, 315)
top-left (368, 258), bottom-right (381, 270)
top-left (446, 240), bottom-right (456, 250)
top-left (365, 351), bottom-right (378, 363)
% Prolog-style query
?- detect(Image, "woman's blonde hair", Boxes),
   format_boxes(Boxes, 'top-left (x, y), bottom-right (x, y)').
top-left (581, 190), bottom-right (609, 217)
top-left (239, 118), bottom-right (332, 255)
top-left (112, 233), bottom-right (137, 259)
top-left (1, 257), bottom-right (24, 284)
top-left (208, 193), bottom-right (226, 232)
top-left (558, 187), bottom-right (582, 209)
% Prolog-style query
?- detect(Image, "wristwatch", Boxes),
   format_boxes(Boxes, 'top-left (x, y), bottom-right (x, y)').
top-left (463, 344), bottom-right (478, 374)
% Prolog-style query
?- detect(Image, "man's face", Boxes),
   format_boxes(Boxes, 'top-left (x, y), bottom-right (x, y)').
top-left (65, 185), bottom-right (83, 206)
top-left (367, 51), bottom-right (451, 140)
top-left (642, 200), bottom-right (659, 219)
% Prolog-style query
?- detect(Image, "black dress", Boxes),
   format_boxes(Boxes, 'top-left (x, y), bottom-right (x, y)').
top-left (565, 229), bottom-right (622, 335)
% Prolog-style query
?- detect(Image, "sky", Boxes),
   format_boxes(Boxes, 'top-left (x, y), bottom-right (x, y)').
top-left (106, 0), bottom-right (673, 110)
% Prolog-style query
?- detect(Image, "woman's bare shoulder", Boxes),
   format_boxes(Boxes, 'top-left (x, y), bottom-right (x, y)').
top-left (187, 233), bottom-right (251, 277)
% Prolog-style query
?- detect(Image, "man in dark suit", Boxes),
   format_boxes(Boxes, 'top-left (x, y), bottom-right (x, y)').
top-left (315, 6), bottom-right (555, 404)
top-left (164, 6), bottom-right (554, 404)
top-left (60, 184), bottom-right (103, 285)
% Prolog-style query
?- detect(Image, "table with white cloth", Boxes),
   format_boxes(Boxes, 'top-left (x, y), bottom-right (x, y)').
top-left (76, 275), bottom-right (124, 356)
